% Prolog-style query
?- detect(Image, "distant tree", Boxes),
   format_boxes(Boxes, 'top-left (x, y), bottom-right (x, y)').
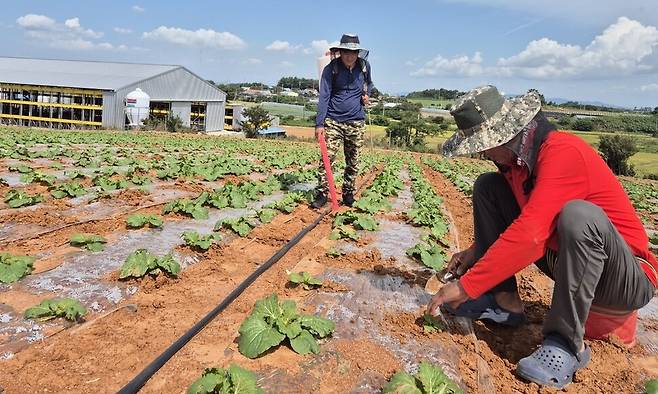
top-left (385, 115), bottom-right (439, 149)
top-left (240, 106), bottom-right (271, 138)
top-left (599, 135), bottom-right (638, 176)
top-left (166, 114), bottom-right (185, 133)
top-left (406, 88), bottom-right (464, 100)
top-left (653, 106), bottom-right (658, 115)
top-left (572, 118), bottom-right (594, 131)
top-left (277, 77), bottom-right (318, 90)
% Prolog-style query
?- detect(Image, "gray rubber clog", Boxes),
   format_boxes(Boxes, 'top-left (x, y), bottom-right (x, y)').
top-left (516, 334), bottom-right (591, 389)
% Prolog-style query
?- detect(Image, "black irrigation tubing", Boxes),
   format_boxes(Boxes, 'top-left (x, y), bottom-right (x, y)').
top-left (117, 208), bottom-right (330, 394)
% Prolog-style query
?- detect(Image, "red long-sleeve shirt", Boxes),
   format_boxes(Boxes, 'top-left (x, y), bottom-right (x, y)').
top-left (460, 131), bottom-right (658, 299)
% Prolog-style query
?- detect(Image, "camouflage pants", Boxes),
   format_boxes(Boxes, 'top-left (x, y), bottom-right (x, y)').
top-left (316, 118), bottom-right (365, 195)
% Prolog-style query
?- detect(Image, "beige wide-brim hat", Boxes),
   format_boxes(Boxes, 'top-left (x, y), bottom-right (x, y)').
top-left (442, 86), bottom-right (542, 157)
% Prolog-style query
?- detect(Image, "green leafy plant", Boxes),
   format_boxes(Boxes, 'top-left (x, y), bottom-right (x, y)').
top-left (182, 231), bottom-right (221, 251)
top-left (265, 192), bottom-right (305, 214)
top-left (4, 189), bottom-right (43, 208)
top-left (334, 211), bottom-right (378, 231)
top-left (646, 379), bottom-right (658, 394)
top-left (0, 253), bottom-right (35, 283)
top-left (257, 208), bottom-right (278, 224)
top-left (288, 271), bottom-right (323, 290)
top-left (126, 213), bottom-right (164, 228)
top-left (326, 247), bottom-right (345, 257)
top-left (406, 241), bottom-right (447, 271)
top-left (187, 364), bottom-right (264, 394)
top-left (24, 298), bottom-right (87, 322)
top-left (163, 198), bottom-right (209, 220)
top-left (20, 171), bottom-right (56, 186)
top-left (65, 170), bottom-right (86, 180)
top-left (422, 313), bottom-right (446, 334)
top-left (129, 174), bottom-right (152, 185)
top-left (329, 225), bottom-right (359, 241)
top-left (93, 175), bottom-right (128, 192)
top-left (650, 233), bottom-right (658, 245)
top-left (238, 294), bottom-right (334, 358)
top-left (8, 164), bottom-right (34, 174)
top-left (70, 233), bottom-right (107, 252)
top-left (119, 249), bottom-right (181, 279)
top-left (383, 362), bottom-right (462, 394)
top-left (50, 182), bottom-right (86, 199)
top-left (353, 192), bottom-right (392, 214)
top-left (215, 216), bottom-right (254, 237)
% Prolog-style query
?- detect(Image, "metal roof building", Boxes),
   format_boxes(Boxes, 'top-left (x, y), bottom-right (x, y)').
top-left (0, 57), bottom-right (227, 132)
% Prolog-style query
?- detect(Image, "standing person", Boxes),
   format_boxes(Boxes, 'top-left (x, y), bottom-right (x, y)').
top-left (311, 33), bottom-right (374, 208)
top-left (426, 85), bottom-right (656, 388)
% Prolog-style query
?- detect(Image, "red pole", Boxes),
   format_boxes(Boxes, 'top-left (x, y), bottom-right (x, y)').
top-left (317, 131), bottom-right (340, 211)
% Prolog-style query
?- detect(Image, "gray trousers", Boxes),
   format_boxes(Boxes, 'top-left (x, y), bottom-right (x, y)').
top-left (473, 172), bottom-right (654, 353)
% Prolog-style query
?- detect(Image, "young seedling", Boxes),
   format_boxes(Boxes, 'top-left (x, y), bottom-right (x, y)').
top-left (4, 190), bottom-right (43, 208)
top-left (181, 231), bottom-right (221, 251)
top-left (407, 241), bottom-right (448, 271)
top-left (326, 247), bottom-right (345, 257)
top-left (24, 298), bottom-right (87, 322)
top-left (187, 364), bottom-right (264, 394)
top-left (0, 253), bottom-right (35, 283)
top-left (238, 294), bottom-right (334, 358)
top-left (383, 361), bottom-right (463, 394)
top-left (70, 233), bottom-right (107, 252)
top-left (288, 271), bottom-right (323, 290)
top-left (119, 249), bottom-right (181, 279)
top-left (126, 213), bottom-right (163, 229)
top-left (214, 216), bottom-right (254, 237)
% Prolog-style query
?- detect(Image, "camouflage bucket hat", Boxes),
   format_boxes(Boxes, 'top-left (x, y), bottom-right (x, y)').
top-left (442, 85), bottom-right (541, 157)
top-left (330, 34), bottom-right (369, 58)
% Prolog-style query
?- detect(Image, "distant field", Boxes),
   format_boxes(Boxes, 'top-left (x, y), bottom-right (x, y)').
top-left (285, 125), bottom-right (658, 177)
top-left (407, 98), bottom-right (454, 108)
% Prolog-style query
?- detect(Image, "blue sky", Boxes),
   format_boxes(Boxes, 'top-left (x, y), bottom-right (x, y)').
top-left (2, 0), bottom-right (658, 107)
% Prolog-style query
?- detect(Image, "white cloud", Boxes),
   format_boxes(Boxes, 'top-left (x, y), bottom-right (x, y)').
top-left (304, 39), bottom-right (339, 55)
top-left (64, 17), bottom-right (79, 29)
top-left (441, 0), bottom-right (656, 27)
top-left (641, 83), bottom-right (658, 92)
top-left (132, 5), bottom-right (145, 13)
top-left (280, 61), bottom-right (295, 68)
top-left (16, 14), bottom-right (56, 29)
top-left (404, 60), bottom-right (416, 67)
top-left (143, 26), bottom-right (246, 49)
top-left (244, 58), bottom-right (262, 65)
top-left (113, 27), bottom-right (132, 34)
top-left (497, 17), bottom-right (658, 79)
top-left (411, 52), bottom-right (483, 77)
top-left (266, 40), bottom-right (301, 53)
top-left (15, 13), bottom-right (125, 51)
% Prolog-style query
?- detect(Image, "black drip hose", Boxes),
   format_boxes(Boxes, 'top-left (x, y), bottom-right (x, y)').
top-left (118, 210), bottom-right (328, 394)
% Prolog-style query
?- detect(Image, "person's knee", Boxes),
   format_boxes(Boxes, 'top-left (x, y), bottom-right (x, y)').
top-left (557, 200), bottom-right (605, 239)
top-left (473, 172), bottom-right (506, 198)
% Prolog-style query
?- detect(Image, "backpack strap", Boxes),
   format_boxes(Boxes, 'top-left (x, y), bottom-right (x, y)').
top-left (331, 58), bottom-right (369, 95)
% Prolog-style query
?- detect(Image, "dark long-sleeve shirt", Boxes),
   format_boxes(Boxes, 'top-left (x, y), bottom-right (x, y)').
top-left (316, 59), bottom-right (374, 127)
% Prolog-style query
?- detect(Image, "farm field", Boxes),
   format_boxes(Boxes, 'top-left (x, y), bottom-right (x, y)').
top-left (285, 126), bottom-right (658, 177)
top-left (1, 127), bottom-right (658, 393)
top-left (407, 98), bottom-right (455, 108)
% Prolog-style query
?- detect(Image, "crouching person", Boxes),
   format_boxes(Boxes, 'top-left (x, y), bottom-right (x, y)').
top-left (427, 85), bottom-right (656, 388)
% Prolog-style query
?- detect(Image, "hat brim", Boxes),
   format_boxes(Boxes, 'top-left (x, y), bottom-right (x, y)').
top-left (442, 90), bottom-right (541, 158)
top-left (330, 44), bottom-right (367, 52)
